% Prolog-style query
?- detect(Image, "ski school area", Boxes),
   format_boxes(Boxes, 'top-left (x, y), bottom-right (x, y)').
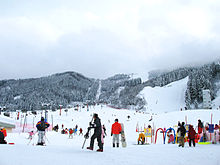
top-left (0, 104), bottom-right (220, 165)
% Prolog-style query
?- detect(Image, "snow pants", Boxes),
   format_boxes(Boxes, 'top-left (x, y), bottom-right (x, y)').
top-left (113, 134), bottom-right (120, 144)
top-left (90, 133), bottom-right (103, 149)
top-left (38, 131), bottom-right (45, 144)
top-left (189, 138), bottom-right (195, 147)
top-left (179, 136), bottom-right (185, 147)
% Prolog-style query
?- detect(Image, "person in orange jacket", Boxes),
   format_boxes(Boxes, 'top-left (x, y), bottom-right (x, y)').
top-left (111, 119), bottom-right (122, 148)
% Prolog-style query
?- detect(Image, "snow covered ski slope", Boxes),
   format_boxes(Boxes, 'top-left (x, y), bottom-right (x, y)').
top-left (0, 105), bottom-right (220, 165)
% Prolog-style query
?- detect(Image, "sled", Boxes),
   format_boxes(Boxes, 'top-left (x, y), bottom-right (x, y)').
top-left (198, 142), bottom-right (211, 145)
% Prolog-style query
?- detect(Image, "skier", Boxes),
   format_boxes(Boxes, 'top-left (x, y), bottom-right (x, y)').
top-left (36, 117), bottom-right (50, 146)
top-left (0, 128), bottom-right (7, 144)
top-left (28, 131), bottom-right (35, 140)
top-left (111, 119), bottom-right (122, 148)
top-left (188, 125), bottom-right (196, 147)
top-left (177, 122), bottom-right (186, 147)
top-left (87, 113), bottom-right (103, 152)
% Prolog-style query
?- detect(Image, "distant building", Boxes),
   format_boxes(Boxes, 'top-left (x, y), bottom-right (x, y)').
top-left (203, 89), bottom-right (212, 109)
top-left (0, 115), bottom-right (16, 133)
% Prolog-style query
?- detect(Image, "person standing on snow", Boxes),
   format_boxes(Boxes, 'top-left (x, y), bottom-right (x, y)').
top-left (111, 119), bottom-right (122, 148)
top-left (0, 127), bottom-right (7, 144)
top-left (87, 113), bottom-right (103, 152)
top-left (36, 117), bottom-right (50, 145)
top-left (177, 122), bottom-right (186, 147)
top-left (198, 119), bottom-right (204, 134)
top-left (188, 125), bottom-right (196, 147)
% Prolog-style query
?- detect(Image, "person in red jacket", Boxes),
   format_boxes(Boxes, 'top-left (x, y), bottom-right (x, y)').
top-left (188, 125), bottom-right (196, 147)
top-left (111, 119), bottom-right (122, 148)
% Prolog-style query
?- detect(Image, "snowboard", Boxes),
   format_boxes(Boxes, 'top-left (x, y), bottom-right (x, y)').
top-left (120, 123), bottom-right (127, 148)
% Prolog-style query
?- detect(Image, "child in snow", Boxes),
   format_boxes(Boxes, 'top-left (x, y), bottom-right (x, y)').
top-left (79, 128), bottom-right (83, 136)
top-left (167, 133), bottom-right (174, 144)
top-left (28, 131), bottom-right (35, 140)
top-left (69, 128), bottom-right (74, 139)
top-left (138, 133), bottom-right (145, 145)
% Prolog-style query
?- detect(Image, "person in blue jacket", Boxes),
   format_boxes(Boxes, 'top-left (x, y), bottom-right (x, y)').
top-left (36, 117), bottom-right (50, 145)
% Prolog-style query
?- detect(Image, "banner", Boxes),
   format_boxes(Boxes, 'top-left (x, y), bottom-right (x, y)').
top-left (144, 128), bottom-right (152, 137)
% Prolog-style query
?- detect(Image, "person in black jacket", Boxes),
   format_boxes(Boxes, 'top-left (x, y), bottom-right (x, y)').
top-left (87, 113), bottom-right (103, 152)
top-left (177, 122), bottom-right (186, 147)
top-left (36, 117), bottom-right (50, 145)
top-left (0, 130), bottom-right (7, 144)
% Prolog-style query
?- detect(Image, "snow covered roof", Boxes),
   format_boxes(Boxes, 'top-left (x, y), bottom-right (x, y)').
top-left (0, 115), bottom-right (15, 128)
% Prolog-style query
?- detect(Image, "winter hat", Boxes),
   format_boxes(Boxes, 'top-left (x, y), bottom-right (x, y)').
top-left (41, 117), bottom-right (44, 121)
top-left (93, 113), bottom-right (98, 118)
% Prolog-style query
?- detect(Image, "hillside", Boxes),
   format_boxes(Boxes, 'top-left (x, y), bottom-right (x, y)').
top-left (0, 61), bottom-right (220, 111)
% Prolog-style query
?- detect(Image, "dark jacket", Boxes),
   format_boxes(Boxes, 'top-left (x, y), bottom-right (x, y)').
top-left (36, 120), bottom-right (50, 131)
top-left (188, 125), bottom-right (196, 139)
top-left (90, 117), bottom-right (102, 135)
top-left (0, 131), bottom-right (7, 144)
top-left (177, 125), bottom-right (186, 137)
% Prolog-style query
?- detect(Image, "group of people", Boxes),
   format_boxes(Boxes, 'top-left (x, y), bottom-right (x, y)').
top-left (167, 119), bottom-right (220, 147)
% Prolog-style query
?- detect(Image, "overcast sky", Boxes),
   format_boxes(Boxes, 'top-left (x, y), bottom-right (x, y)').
top-left (0, 0), bottom-right (220, 80)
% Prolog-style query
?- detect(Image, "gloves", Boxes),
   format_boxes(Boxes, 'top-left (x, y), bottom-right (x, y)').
top-left (84, 132), bottom-right (89, 139)
top-left (119, 132), bottom-right (122, 134)
top-left (111, 133), bottom-right (113, 136)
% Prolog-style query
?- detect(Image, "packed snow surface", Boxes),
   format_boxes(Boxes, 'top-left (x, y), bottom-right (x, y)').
top-left (1, 105), bottom-right (220, 165)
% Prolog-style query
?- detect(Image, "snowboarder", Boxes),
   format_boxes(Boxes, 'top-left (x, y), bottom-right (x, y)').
top-left (87, 113), bottom-right (103, 152)
top-left (188, 125), bottom-right (196, 147)
top-left (36, 117), bottom-right (50, 145)
top-left (111, 119), bottom-right (122, 148)
top-left (177, 122), bottom-right (186, 147)
top-left (0, 128), bottom-right (7, 144)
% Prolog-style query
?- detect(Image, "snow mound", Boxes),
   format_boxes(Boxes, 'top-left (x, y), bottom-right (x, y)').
top-left (139, 77), bottom-right (188, 113)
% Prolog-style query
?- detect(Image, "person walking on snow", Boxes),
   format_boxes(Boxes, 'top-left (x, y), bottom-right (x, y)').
top-left (36, 117), bottom-right (50, 146)
top-left (188, 125), bottom-right (196, 147)
top-left (87, 113), bottom-right (103, 152)
top-left (177, 122), bottom-right (186, 147)
top-left (111, 119), bottom-right (122, 148)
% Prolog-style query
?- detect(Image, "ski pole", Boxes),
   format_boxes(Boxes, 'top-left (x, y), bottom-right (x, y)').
top-left (82, 114), bottom-right (94, 149)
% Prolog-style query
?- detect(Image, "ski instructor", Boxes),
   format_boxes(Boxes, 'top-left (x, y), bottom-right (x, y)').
top-left (36, 117), bottom-right (50, 146)
top-left (87, 113), bottom-right (103, 152)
